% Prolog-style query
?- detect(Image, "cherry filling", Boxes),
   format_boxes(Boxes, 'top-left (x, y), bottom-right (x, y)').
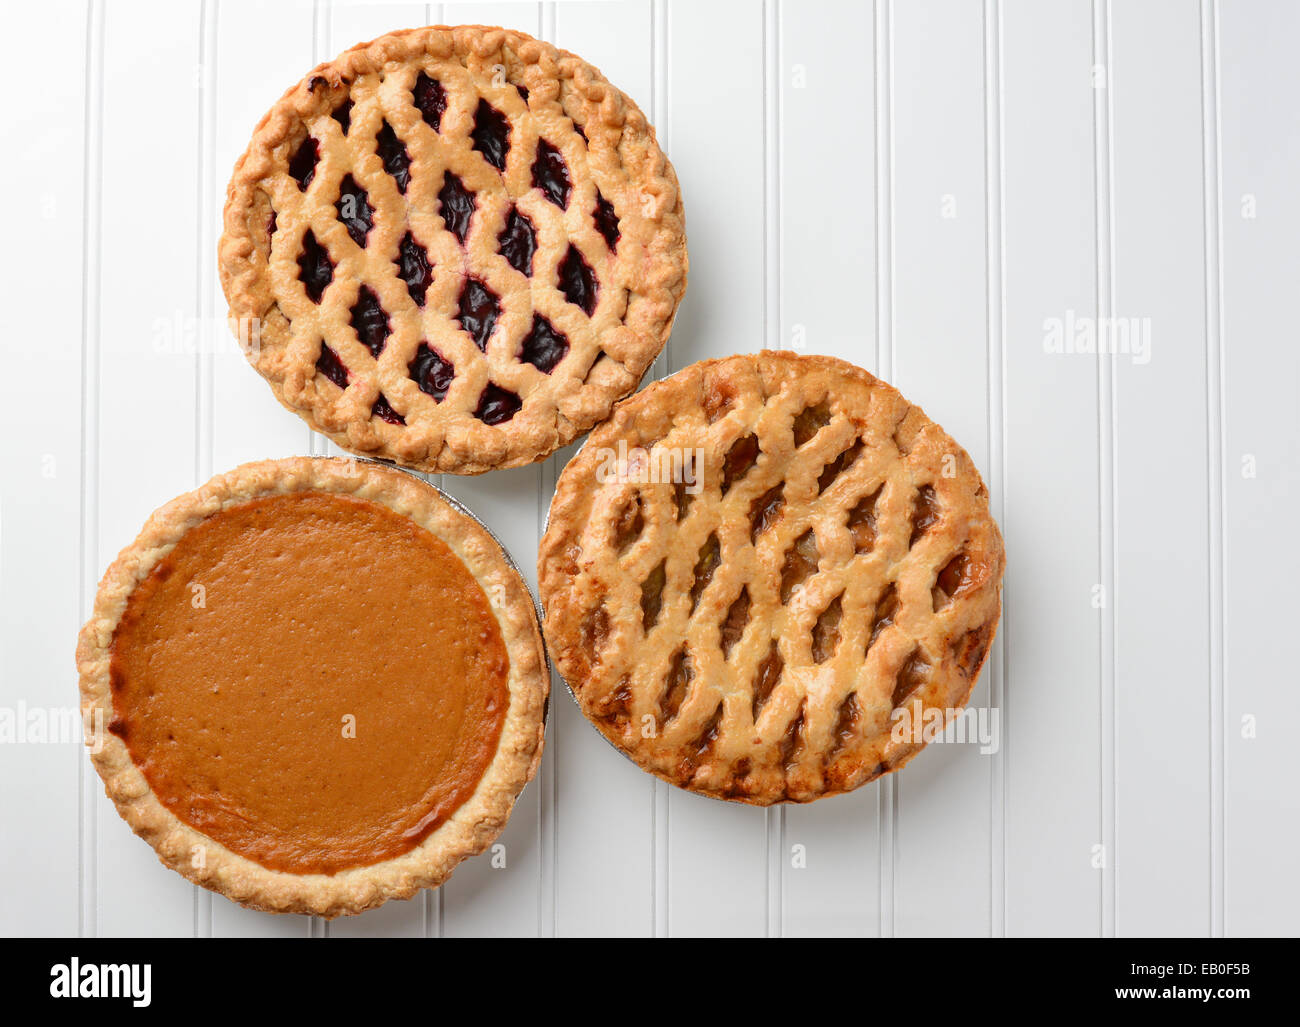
top-left (531, 140), bottom-right (571, 209)
top-left (408, 343), bottom-right (454, 400)
top-left (371, 393), bottom-right (405, 425)
top-left (498, 207), bottom-right (536, 276)
top-left (439, 172), bottom-right (476, 245)
top-left (288, 136), bottom-right (319, 190)
top-left (594, 190), bottom-right (620, 252)
top-left (395, 231), bottom-right (433, 306)
top-left (297, 230), bottom-right (334, 303)
top-left (332, 99), bottom-right (353, 135)
top-left (558, 245), bottom-right (598, 315)
top-left (456, 279), bottom-right (500, 352)
top-left (474, 383), bottom-right (522, 425)
top-left (471, 99), bottom-right (511, 171)
top-left (350, 286), bottom-right (391, 357)
top-left (267, 209), bottom-right (277, 239)
top-left (376, 120), bottom-right (411, 193)
top-left (413, 72), bottom-right (447, 131)
top-left (519, 314), bottom-right (568, 373)
top-left (335, 174), bottom-right (374, 247)
top-left (315, 344), bottom-right (349, 388)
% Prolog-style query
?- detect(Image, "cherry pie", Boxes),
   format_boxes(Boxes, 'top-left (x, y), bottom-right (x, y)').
top-left (220, 25), bottom-right (687, 474)
top-left (538, 352), bottom-right (1004, 804)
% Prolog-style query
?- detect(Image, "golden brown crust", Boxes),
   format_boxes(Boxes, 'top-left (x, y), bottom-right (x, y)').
top-left (538, 352), bottom-right (1004, 805)
top-left (219, 25), bottom-right (688, 475)
top-left (76, 457), bottom-right (548, 916)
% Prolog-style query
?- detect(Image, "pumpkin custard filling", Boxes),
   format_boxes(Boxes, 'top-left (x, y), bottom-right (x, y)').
top-left (78, 458), bottom-right (548, 916)
top-left (110, 492), bottom-right (508, 875)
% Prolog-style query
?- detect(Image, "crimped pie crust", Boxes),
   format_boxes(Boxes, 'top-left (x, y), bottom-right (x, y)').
top-left (539, 352), bottom-right (1005, 805)
top-left (76, 457), bottom-right (548, 916)
top-left (220, 24), bottom-right (688, 475)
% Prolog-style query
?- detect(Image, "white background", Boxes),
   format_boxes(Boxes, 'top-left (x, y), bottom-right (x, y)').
top-left (1, 0), bottom-right (1296, 938)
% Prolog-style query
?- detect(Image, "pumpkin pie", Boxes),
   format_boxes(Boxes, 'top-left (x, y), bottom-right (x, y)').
top-left (77, 457), bottom-right (547, 916)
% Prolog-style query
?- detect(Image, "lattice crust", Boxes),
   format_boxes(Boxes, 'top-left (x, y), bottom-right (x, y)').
top-left (539, 352), bottom-right (1005, 804)
top-left (219, 25), bottom-right (688, 475)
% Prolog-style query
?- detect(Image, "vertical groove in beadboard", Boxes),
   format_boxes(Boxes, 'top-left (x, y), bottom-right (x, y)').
top-left (426, 0), bottom-right (446, 941)
top-left (762, 0), bottom-right (782, 940)
top-left (1199, 0), bottom-right (1226, 939)
top-left (422, 0), bottom-right (434, 942)
top-left (982, 0), bottom-right (1007, 939)
top-left (538, 457), bottom-right (559, 937)
top-left (873, 0), bottom-right (895, 940)
top-left (1090, 0), bottom-right (1118, 939)
top-left (763, 0), bottom-right (781, 354)
top-left (651, 0), bottom-right (670, 940)
top-left (195, 1), bottom-right (217, 487)
top-left (309, 0), bottom-right (331, 469)
top-left (310, 1), bottom-right (331, 939)
top-left (78, 0), bottom-right (106, 941)
top-left (194, 0), bottom-right (219, 939)
top-left (653, 0), bottom-right (671, 380)
top-left (537, 1), bottom-right (558, 940)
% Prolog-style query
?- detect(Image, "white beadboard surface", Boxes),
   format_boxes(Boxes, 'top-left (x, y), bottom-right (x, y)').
top-left (1, 0), bottom-right (1296, 938)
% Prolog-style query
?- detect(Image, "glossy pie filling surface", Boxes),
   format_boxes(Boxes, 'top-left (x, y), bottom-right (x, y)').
top-left (108, 491), bottom-right (509, 875)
